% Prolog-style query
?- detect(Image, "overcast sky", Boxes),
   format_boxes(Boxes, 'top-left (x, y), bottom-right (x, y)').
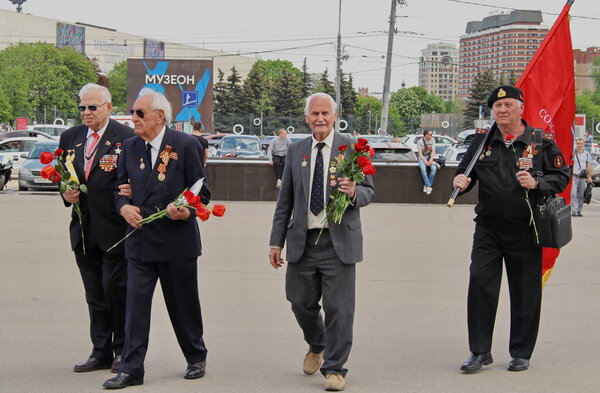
top-left (1, 0), bottom-right (598, 94)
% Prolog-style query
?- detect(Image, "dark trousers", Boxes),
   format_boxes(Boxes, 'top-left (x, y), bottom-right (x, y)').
top-left (467, 217), bottom-right (542, 359)
top-left (273, 155), bottom-right (286, 180)
top-left (285, 229), bottom-right (355, 376)
top-left (74, 232), bottom-right (127, 361)
top-left (120, 258), bottom-right (207, 378)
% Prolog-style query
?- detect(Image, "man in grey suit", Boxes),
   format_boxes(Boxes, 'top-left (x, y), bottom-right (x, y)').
top-left (269, 92), bottom-right (375, 392)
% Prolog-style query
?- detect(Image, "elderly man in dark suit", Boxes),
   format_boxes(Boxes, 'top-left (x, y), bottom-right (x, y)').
top-left (103, 88), bottom-right (208, 389)
top-left (269, 92), bottom-right (375, 392)
top-left (59, 83), bottom-right (133, 373)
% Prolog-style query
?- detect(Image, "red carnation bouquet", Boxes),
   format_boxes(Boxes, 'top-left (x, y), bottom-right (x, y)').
top-left (108, 177), bottom-right (226, 251)
top-left (40, 149), bottom-right (88, 252)
top-left (326, 138), bottom-right (376, 224)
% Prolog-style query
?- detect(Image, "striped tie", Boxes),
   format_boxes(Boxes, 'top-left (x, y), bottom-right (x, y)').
top-left (84, 132), bottom-right (100, 180)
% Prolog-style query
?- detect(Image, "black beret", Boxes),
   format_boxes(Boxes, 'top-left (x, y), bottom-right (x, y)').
top-left (487, 85), bottom-right (525, 108)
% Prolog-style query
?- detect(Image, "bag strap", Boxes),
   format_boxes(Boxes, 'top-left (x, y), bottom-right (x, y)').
top-left (534, 128), bottom-right (543, 177)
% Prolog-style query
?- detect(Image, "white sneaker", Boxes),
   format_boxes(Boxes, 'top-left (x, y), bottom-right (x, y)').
top-left (423, 186), bottom-right (427, 193)
top-left (426, 187), bottom-right (432, 195)
top-left (276, 179), bottom-right (282, 188)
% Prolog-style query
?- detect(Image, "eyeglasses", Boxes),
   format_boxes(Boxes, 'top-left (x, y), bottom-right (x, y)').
top-left (130, 109), bottom-right (158, 119)
top-left (77, 102), bottom-right (108, 112)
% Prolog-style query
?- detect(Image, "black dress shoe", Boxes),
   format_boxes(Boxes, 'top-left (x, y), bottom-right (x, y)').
top-left (460, 352), bottom-right (493, 372)
top-left (73, 357), bottom-right (112, 372)
top-left (184, 361), bottom-right (206, 379)
top-left (103, 372), bottom-right (143, 389)
top-left (508, 358), bottom-right (529, 371)
top-left (111, 355), bottom-right (121, 373)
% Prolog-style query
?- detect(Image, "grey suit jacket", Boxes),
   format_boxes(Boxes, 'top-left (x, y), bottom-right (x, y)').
top-left (269, 132), bottom-right (375, 264)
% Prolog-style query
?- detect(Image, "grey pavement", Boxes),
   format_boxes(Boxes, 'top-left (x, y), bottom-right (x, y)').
top-left (1, 183), bottom-right (599, 393)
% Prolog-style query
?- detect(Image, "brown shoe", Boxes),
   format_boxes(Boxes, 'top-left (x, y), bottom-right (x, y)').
top-left (303, 351), bottom-right (324, 375)
top-left (324, 374), bottom-right (345, 391)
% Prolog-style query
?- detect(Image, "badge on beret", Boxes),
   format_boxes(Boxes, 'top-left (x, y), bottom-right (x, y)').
top-left (554, 156), bottom-right (563, 168)
top-left (498, 88), bottom-right (506, 98)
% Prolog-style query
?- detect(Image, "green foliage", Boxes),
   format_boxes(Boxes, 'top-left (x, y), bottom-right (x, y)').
top-left (315, 68), bottom-right (335, 97)
top-left (340, 72), bottom-right (358, 116)
top-left (463, 70), bottom-right (498, 127)
top-left (0, 42), bottom-right (96, 122)
top-left (576, 92), bottom-right (600, 123)
top-left (107, 60), bottom-right (128, 111)
top-left (272, 67), bottom-right (303, 117)
top-left (0, 85), bottom-right (12, 123)
top-left (301, 58), bottom-right (313, 98)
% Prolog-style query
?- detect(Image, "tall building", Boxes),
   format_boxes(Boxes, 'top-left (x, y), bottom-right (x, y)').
top-left (419, 43), bottom-right (458, 101)
top-left (458, 10), bottom-right (548, 98)
top-left (573, 47), bottom-right (600, 95)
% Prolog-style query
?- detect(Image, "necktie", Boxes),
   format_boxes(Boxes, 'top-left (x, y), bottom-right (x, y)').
top-left (310, 142), bottom-right (326, 215)
top-left (84, 132), bottom-right (100, 180)
top-left (145, 143), bottom-right (153, 169)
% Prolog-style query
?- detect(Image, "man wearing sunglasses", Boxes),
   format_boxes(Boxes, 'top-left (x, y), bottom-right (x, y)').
top-left (104, 88), bottom-right (209, 389)
top-left (58, 83), bottom-right (134, 374)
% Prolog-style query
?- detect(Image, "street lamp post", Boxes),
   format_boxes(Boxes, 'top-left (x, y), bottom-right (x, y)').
top-left (335, 0), bottom-right (342, 133)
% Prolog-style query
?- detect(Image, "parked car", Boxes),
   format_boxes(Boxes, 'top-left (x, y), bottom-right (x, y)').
top-left (442, 144), bottom-right (470, 162)
top-left (370, 142), bottom-right (417, 162)
top-left (357, 134), bottom-right (395, 144)
top-left (400, 134), bottom-right (457, 156)
top-left (0, 129), bottom-right (55, 141)
top-left (590, 159), bottom-right (600, 186)
top-left (27, 124), bottom-right (69, 138)
top-left (0, 137), bottom-right (40, 177)
top-left (214, 135), bottom-right (265, 158)
top-left (18, 140), bottom-right (61, 191)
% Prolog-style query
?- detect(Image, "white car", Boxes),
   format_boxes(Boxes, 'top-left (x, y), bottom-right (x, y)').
top-left (401, 134), bottom-right (457, 156)
top-left (27, 124), bottom-right (69, 139)
top-left (0, 137), bottom-right (40, 178)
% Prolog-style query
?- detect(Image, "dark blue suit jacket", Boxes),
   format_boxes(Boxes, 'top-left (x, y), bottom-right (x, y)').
top-left (115, 127), bottom-right (208, 261)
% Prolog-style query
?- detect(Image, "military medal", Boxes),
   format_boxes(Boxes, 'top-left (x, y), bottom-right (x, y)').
top-left (157, 163), bottom-right (166, 181)
top-left (139, 158), bottom-right (145, 170)
top-left (66, 149), bottom-right (75, 162)
top-left (330, 179), bottom-right (337, 187)
top-left (518, 157), bottom-right (533, 170)
top-left (105, 141), bottom-right (111, 146)
top-left (114, 143), bottom-right (122, 155)
top-left (301, 155), bottom-right (308, 167)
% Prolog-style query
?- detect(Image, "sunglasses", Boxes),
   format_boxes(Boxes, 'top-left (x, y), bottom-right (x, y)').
top-left (77, 102), bottom-right (108, 112)
top-left (130, 109), bottom-right (158, 119)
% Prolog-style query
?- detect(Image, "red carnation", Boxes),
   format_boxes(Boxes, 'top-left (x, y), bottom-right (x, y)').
top-left (362, 164), bottom-right (376, 175)
top-left (40, 165), bottom-right (55, 179)
top-left (369, 147), bottom-right (375, 158)
top-left (212, 204), bottom-right (226, 217)
top-left (357, 156), bottom-right (371, 168)
top-left (354, 143), bottom-right (366, 153)
top-left (40, 151), bottom-right (54, 164)
top-left (338, 145), bottom-right (348, 152)
top-left (53, 148), bottom-right (64, 157)
top-left (196, 205), bottom-right (211, 221)
top-left (357, 138), bottom-right (368, 146)
top-left (505, 134), bottom-right (515, 141)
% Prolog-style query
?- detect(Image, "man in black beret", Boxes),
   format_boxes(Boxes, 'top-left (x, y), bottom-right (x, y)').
top-left (453, 86), bottom-right (569, 373)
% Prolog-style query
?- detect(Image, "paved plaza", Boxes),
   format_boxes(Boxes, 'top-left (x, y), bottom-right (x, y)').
top-left (1, 185), bottom-right (599, 393)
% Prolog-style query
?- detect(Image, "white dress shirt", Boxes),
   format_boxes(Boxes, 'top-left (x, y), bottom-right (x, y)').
top-left (145, 126), bottom-right (166, 167)
top-left (307, 130), bottom-right (335, 230)
top-left (84, 120), bottom-right (108, 168)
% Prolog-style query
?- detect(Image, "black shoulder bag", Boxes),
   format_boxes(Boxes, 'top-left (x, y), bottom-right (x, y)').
top-left (532, 129), bottom-right (572, 249)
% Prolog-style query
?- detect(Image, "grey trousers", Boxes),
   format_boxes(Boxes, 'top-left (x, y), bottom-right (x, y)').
top-left (285, 229), bottom-right (356, 377)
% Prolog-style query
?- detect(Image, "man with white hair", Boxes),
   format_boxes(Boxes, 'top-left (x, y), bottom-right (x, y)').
top-left (59, 83), bottom-right (134, 374)
top-left (269, 92), bottom-right (375, 391)
top-left (103, 88), bottom-right (209, 389)
top-left (453, 86), bottom-right (569, 373)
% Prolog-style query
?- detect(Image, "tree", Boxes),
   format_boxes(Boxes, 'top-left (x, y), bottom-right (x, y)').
top-left (340, 71), bottom-right (358, 116)
top-left (301, 58), bottom-right (313, 98)
top-left (273, 66), bottom-right (303, 117)
top-left (225, 66), bottom-right (246, 115)
top-left (0, 42), bottom-right (96, 121)
top-left (463, 70), bottom-right (497, 127)
top-left (315, 68), bottom-right (335, 98)
top-left (0, 85), bottom-right (12, 123)
top-left (107, 60), bottom-right (128, 111)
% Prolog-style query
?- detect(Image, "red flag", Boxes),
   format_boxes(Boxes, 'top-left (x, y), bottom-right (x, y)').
top-left (515, 0), bottom-right (575, 286)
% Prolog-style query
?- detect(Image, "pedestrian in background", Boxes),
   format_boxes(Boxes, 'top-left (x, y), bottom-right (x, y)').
top-left (267, 128), bottom-right (292, 188)
top-left (584, 129), bottom-right (593, 154)
top-left (191, 121), bottom-right (209, 165)
top-left (571, 137), bottom-right (593, 217)
top-left (417, 129), bottom-right (438, 195)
